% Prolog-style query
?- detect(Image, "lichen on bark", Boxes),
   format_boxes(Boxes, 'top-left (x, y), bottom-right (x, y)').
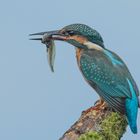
top-left (59, 101), bottom-right (127, 140)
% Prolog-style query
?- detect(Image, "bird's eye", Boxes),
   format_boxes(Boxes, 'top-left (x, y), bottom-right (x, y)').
top-left (62, 30), bottom-right (75, 36)
top-left (67, 30), bottom-right (75, 36)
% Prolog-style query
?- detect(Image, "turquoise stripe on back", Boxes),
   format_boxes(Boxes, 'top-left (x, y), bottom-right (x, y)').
top-left (104, 50), bottom-right (123, 65)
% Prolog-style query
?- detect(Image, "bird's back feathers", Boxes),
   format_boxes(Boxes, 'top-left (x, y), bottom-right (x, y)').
top-left (78, 49), bottom-right (139, 133)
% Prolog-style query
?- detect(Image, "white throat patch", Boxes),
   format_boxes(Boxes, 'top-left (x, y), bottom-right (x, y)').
top-left (83, 41), bottom-right (103, 50)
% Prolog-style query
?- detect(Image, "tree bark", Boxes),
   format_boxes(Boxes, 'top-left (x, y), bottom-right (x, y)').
top-left (59, 100), bottom-right (127, 140)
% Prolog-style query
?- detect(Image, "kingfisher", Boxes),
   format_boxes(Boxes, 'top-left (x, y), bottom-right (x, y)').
top-left (30, 23), bottom-right (139, 134)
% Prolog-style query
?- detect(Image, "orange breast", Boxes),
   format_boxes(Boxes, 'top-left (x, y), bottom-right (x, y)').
top-left (76, 48), bottom-right (83, 66)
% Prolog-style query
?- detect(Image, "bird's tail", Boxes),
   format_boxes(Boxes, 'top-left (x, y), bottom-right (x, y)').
top-left (125, 79), bottom-right (138, 134)
top-left (125, 98), bottom-right (138, 134)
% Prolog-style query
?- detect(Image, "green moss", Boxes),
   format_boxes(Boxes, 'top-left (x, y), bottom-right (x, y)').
top-left (78, 112), bottom-right (127, 140)
top-left (100, 112), bottom-right (127, 140)
top-left (78, 131), bottom-right (104, 140)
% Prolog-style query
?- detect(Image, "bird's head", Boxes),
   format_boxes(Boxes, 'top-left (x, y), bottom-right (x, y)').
top-left (30, 23), bottom-right (105, 50)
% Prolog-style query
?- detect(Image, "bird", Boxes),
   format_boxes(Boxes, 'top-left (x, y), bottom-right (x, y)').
top-left (30, 23), bottom-right (139, 134)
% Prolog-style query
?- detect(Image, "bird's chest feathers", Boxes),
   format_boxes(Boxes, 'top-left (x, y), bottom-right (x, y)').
top-left (76, 48), bottom-right (83, 63)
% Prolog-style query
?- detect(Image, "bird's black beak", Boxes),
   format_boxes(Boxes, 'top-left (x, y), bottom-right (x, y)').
top-left (29, 30), bottom-right (67, 43)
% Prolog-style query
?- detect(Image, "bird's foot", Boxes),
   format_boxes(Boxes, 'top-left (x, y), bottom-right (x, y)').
top-left (82, 100), bottom-right (107, 115)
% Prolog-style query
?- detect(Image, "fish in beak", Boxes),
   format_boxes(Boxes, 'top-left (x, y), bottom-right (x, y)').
top-left (30, 30), bottom-right (67, 72)
top-left (29, 30), bottom-right (67, 43)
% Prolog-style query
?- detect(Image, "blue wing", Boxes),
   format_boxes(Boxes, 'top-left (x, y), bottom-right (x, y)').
top-left (79, 49), bottom-right (139, 114)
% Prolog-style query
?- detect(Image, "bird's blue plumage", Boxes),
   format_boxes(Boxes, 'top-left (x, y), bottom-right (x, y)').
top-left (79, 49), bottom-right (139, 133)
top-left (125, 79), bottom-right (138, 134)
top-left (104, 50), bottom-right (124, 66)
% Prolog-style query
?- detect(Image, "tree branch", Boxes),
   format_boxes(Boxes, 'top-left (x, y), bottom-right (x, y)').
top-left (59, 101), bottom-right (127, 140)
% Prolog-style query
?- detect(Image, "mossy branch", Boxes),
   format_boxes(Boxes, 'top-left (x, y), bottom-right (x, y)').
top-left (59, 101), bottom-right (127, 140)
